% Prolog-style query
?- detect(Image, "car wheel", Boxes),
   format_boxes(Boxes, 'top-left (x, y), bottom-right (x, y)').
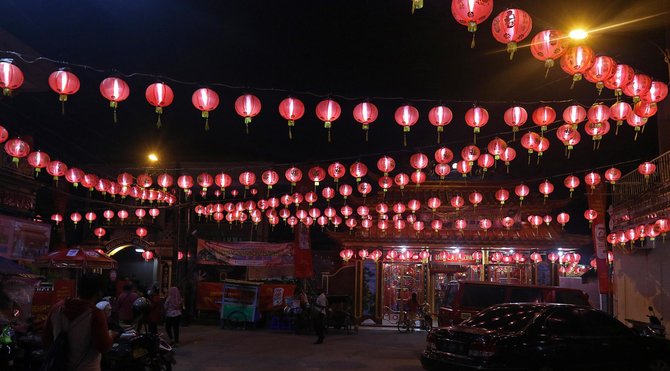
top-left (648, 359), bottom-right (670, 371)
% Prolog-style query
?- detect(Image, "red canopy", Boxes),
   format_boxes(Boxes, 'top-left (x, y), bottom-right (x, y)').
top-left (35, 248), bottom-right (118, 269)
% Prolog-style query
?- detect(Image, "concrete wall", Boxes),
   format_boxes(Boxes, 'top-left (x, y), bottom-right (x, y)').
top-left (613, 239), bottom-right (670, 330)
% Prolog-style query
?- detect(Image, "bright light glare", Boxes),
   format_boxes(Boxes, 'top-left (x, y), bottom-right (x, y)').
top-left (135, 248), bottom-right (145, 253)
top-left (148, 153), bottom-right (159, 162)
top-left (569, 29), bottom-right (588, 40)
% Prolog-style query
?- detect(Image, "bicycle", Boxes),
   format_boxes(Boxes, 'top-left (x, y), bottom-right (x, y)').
top-left (396, 306), bottom-right (433, 333)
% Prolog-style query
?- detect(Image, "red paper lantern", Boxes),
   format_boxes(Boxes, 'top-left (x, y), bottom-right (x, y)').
top-left (435, 164), bottom-right (451, 179)
top-left (557, 212), bottom-right (570, 228)
top-left (584, 209), bottom-right (598, 225)
top-left (610, 101), bottom-right (632, 134)
top-left (456, 160), bottom-right (472, 177)
top-left (378, 176), bottom-right (393, 192)
top-left (94, 227), bottom-right (106, 239)
top-left (48, 69), bottom-right (80, 113)
top-left (585, 56), bottom-right (616, 94)
top-left (491, 9), bottom-right (532, 60)
top-left (410, 152), bottom-right (429, 172)
top-left (450, 196), bottom-right (465, 210)
top-left (339, 184), bottom-right (353, 200)
top-left (4, 138), bottom-right (30, 166)
top-left (604, 64), bottom-right (634, 97)
top-left (196, 173), bottom-right (214, 193)
top-left (627, 112), bottom-right (647, 138)
top-left (321, 187), bottom-right (335, 202)
top-left (461, 144), bottom-right (480, 164)
top-left (394, 104), bottom-right (419, 146)
top-left (450, 0), bottom-right (494, 47)
top-left (47, 160), bottom-right (68, 182)
top-left (353, 102), bottom-right (378, 141)
top-left (539, 180), bottom-right (554, 199)
top-left (327, 162), bottom-right (346, 183)
top-left (177, 175), bottom-right (194, 194)
top-left (349, 162), bottom-right (368, 183)
top-left (643, 81), bottom-right (668, 104)
top-left (530, 30), bottom-right (567, 75)
top-left (587, 104), bottom-right (610, 124)
top-left (584, 172), bottom-right (601, 190)
top-left (99, 77), bottom-right (130, 123)
top-left (503, 106), bottom-right (527, 136)
top-left (141, 250), bottom-right (154, 261)
top-left (428, 105), bottom-right (453, 143)
top-left (51, 213), bottom-right (63, 225)
top-left (487, 138), bottom-right (507, 160)
top-left (376, 202), bottom-right (389, 215)
top-left (357, 182), bottom-right (372, 197)
top-left (562, 105), bottom-right (586, 129)
top-left (308, 166), bottom-right (326, 188)
top-left (560, 45), bottom-right (595, 88)
top-left (84, 211), bottom-right (97, 225)
top-left (234, 94), bottom-right (262, 134)
top-left (529, 215), bottom-right (543, 228)
top-left (532, 106), bottom-right (556, 132)
top-left (27, 150), bottom-right (50, 175)
top-left (464, 106), bottom-right (489, 141)
top-left (145, 82), bottom-right (174, 128)
top-left (117, 210), bottom-right (129, 222)
top-left (377, 156), bottom-right (396, 176)
top-left (634, 100), bottom-right (658, 119)
top-left (0, 126), bottom-right (7, 143)
top-left (564, 175), bottom-right (580, 197)
top-left (394, 173), bottom-right (410, 190)
top-left (604, 167), bottom-right (622, 185)
top-left (156, 173), bottom-right (173, 191)
top-left (500, 147), bottom-right (516, 170)
top-left (0, 60), bottom-right (24, 96)
top-left (102, 210), bottom-right (114, 222)
top-left (433, 147), bottom-right (454, 165)
top-left (70, 212), bottom-right (82, 225)
top-left (514, 184), bottom-right (529, 205)
top-left (477, 153), bottom-right (495, 173)
top-left (495, 188), bottom-right (509, 205)
top-left (192, 88), bottom-right (220, 130)
top-left (284, 167), bottom-right (303, 187)
top-left (239, 171), bottom-right (257, 191)
top-left (520, 132), bottom-right (540, 154)
top-left (454, 218), bottom-right (467, 232)
top-left (584, 120), bottom-right (610, 147)
top-left (638, 162), bottom-right (656, 180)
top-left (501, 217), bottom-right (515, 229)
top-left (65, 167), bottom-right (84, 188)
top-left (316, 99), bottom-right (341, 142)
top-left (340, 249), bottom-right (355, 262)
top-left (135, 208), bottom-right (147, 220)
top-left (261, 170), bottom-right (279, 194)
top-left (623, 73), bottom-right (652, 102)
top-left (279, 97), bottom-right (306, 139)
top-left (479, 218), bottom-right (492, 231)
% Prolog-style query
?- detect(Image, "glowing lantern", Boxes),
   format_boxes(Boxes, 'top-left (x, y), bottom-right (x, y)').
top-left (507, 185), bottom-right (526, 208)
top-left (607, 251), bottom-right (614, 264)
top-left (191, 88), bottom-right (220, 131)
top-left (357, 249), bottom-right (369, 260)
top-left (0, 60), bottom-right (24, 96)
top-left (627, 112), bottom-right (647, 140)
top-left (413, 221), bottom-right (425, 234)
top-left (560, 45), bottom-right (595, 88)
top-left (0, 126), bottom-right (7, 144)
top-left (543, 215), bottom-right (553, 226)
top-left (520, 132), bottom-right (540, 155)
top-left (316, 99), bottom-right (341, 142)
top-left (353, 102), bottom-right (378, 141)
top-left (585, 56), bottom-right (616, 94)
top-left (461, 145), bottom-right (480, 165)
top-left (284, 167), bottom-right (303, 189)
top-left (47, 160), bottom-right (68, 183)
top-left (394, 104), bottom-right (419, 146)
top-left (411, 170), bottom-right (426, 187)
top-left (392, 202), bottom-right (406, 215)
top-left (495, 188), bottom-right (509, 206)
top-left (454, 219), bottom-right (467, 232)
top-left (584, 172), bottom-right (601, 190)
top-left (155, 173), bottom-right (173, 191)
top-left (48, 69), bottom-right (80, 114)
top-left (562, 105), bottom-right (586, 129)
top-left (587, 104), bottom-right (610, 124)
top-left (349, 162), bottom-right (368, 183)
top-left (536, 137), bottom-right (550, 161)
top-left (70, 212), bottom-right (82, 226)
top-left (500, 147), bottom-right (516, 172)
top-left (464, 106), bottom-right (489, 142)
top-left (529, 215), bottom-right (543, 229)
top-left (407, 199), bottom-right (421, 214)
top-left (234, 94), bottom-right (262, 134)
top-left (556, 124), bottom-right (577, 157)
top-left (643, 81), bottom-right (668, 105)
top-left (501, 216), bottom-right (514, 229)
top-left (239, 171), bottom-right (256, 195)
top-left (564, 175), bottom-right (580, 198)
top-left (623, 73), bottom-right (652, 103)
top-left (278, 97), bottom-right (305, 139)
top-left (435, 147), bottom-right (455, 164)
top-left (4, 138), bottom-right (30, 166)
top-left (378, 220), bottom-right (390, 233)
top-left (634, 100), bottom-right (658, 119)
top-left (584, 120), bottom-right (610, 148)
top-left (260, 170), bottom-right (279, 195)
top-left (394, 219), bottom-right (406, 231)
top-left (83, 211), bottom-right (96, 225)
top-left (456, 160), bottom-right (472, 178)
top-left (487, 138), bottom-right (507, 160)
top-left (196, 173), bottom-right (213, 194)
top-left (604, 168), bottom-right (621, 186)
top-left (530, 30), bottom-right (567, 76)
top-left (468, 192), bottom-right (483, 207)
top-left (428, 105), bottom-right (453, 142)
top-left (610, 101), bottom-right (632, 134)
top-left (117, 210), bottom-right (129, 223)
top-left (378, 176), bottom-right (393, 193)
top-left (435, 164), bottom-right (451, 179)
top-left (638, 162), bottom-right (656, 181)
top-left (341, 206), bottom-right (353, 219)
top-left (532, 106), bottom-right (556, 133)
top-left (431, 219), bottom-right (443, 232)
top-left (451, 0), bottom-right (494, 47)
top-left (141, 250), bottom-right (154, 261)
top-left (178, 251), bottom-right (185, 261)
top-left (308, 166), bottom-right (326, 188)
top-left (103, 210), bottom-right (114, 222)
top-left (51, 213), bottom-right (63, 225)
top-left (418, 250), bottom-right (430, 262)
top-left (304, 192), bottom-right (318, 206)
top-left (490, 252), bottom-right (502, 262)
top-left (377, 156), bottom-right (396, 176)
top-left (357, 182), bottom-right (372, 198)
top-left (27, 151), bottom-right (50, 175)
top-left (410, 152), bottom-right (429, 172)
top-left (478, 154), bottom-right (495, 174)
top-left (94, 227), bottom-right (106, 240)
top-left (376, 203), bottom-right (389, 215)
top-left (584, 209), bottom-right (598, 226)
top-left (538, 180), bottom-right (554, 200)
top-left (604, 64), bottom-right (634, 97)
top-left (450, 196), bottom-right (465, 210)
top-left (99, 77), bottom-right (130, 123)
top-left (145, 82), bottom-right (174, 128)
top-left (322, 187), bottom-right (335, 203)
top-left (149, 208), bottom-right (160, 220)
top-left (491, 8), bottom-right (532, 59)
top-left (547, 253), bottom-right (558, 263)
top-left (339, 184), bottom-right (353, 201)
top-left (370, 249), bottom-right (383, 261)
top-left (394, 173), bottom-right (410, 190)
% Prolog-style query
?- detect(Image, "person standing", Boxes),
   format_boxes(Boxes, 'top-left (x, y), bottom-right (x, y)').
top-left (313, 291), bottom-right (327, 344)
top-left (43, 273), bottom-right (115, 371)
top-left (147, 286), bottom-right (164, 335)
top-left (164, 287), bottom-right (183, 346)
top-left (114, 284), bottom-right (138, 328)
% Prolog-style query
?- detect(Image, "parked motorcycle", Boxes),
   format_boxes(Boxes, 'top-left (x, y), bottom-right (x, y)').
top-left (626, 306), bottom-right (666, 338)
top-left (102, 330), bottom-right (176, 371)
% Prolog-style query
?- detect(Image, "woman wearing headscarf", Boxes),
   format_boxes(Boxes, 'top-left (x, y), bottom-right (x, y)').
top-left (164, 287), bottom-right (183, 346)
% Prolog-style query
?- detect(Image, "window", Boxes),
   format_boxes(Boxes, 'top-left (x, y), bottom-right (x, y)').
top-left (580, 310), bottom-right (632, 337)
top-left (464, 305), bottom-right (537, 333)
top-left (509, 287), bottom-right (543, 303)
top-left (461, 284), bottom-right (506, 310)
top-left (544, 308), bottom-right (583, 336)
top-left (554, 290), bottom-right (589, 306)
top-left (442, 283), bottom-right (458, 307)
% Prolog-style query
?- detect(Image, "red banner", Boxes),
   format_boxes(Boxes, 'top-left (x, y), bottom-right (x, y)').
top-left (587, 184), bottom-right (611, 294)
top-left (258, 284), bottom-right (296, 312)
top-left (196, 281), bottom-right (224, 312)
top-left (293, 223), bottom-right (313, 278)
top-left (197, 239), bottom-right (293, 266)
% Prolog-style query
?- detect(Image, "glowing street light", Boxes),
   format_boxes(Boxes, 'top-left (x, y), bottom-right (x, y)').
top-left (569, 29), bottom-right (588, 40)
top-left (148, 153), bottom-right (159, 162)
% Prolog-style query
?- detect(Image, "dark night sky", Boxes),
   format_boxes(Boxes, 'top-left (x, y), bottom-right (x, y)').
top-left (0, 0), bottom-right (668, 182)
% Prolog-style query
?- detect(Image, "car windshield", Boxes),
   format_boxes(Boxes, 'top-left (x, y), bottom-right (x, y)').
top-left (462, 305), bottom-right (538, 333)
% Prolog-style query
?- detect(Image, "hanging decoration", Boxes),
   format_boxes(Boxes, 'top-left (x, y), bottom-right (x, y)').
top-left (529, 30), bottom-right (567, 77)
top-left (564, 175), bottom-right (580, 198)
top-left (353, 102), bottom-right (378, 142)
top-left (623, 73), bottom-right (652, 103)
top-left (604, 64), bottom-right (634, 97)
top-left (27, 150), bottom-right (50, 175)
top-left (145, 82), bottom-right (175, 128)
top-left (315, 99), bottom-right (341, 142)
top-left (394, 104), bottom-right (419, 147)
top-left (192, 87), bottom-right (220, 131)
top-left (464, 106), bottom-right (489, 143)
top-left (278, 97), bottom-right (305, 140)
top-left (428, 105), bottom-right (453, 143)
top-left (234, 94), bottom-right (262, 134)
top-left (451, 0), bottom-right (494, 48)
top-left (514, 183), bottom-right (529, 206)
top-left (503, 106), bottom-right (527, 140)
top-left (491, 8), bottom-right (533, 60)
top-left (99, 77), bottom-right (130, 123)
top-left (532, 105), bottom-right (555, 134)
top-left (48, 69), bottom-right (80, 115)
top-left (585, 56), bottom-right (616, 95)
top-left (610, 101), bottom-right (632, 135)
top-left (560, 45), bottom-right (595, 89)
top-left (0, 60), bottom-right (24, 96)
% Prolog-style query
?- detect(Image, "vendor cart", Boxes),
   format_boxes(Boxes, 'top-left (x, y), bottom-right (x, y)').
top-left (220, 279), bottom-right (262, 330)
top-left (325, 295), bottom-right (355, 334)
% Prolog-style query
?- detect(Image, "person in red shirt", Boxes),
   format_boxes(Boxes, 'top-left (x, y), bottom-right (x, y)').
top-left (114, 284), bottom-right (139, 327)
top-left (43, 273), bottom-right (115, 371)
top-left (147, 285), bottom-right (164, 334)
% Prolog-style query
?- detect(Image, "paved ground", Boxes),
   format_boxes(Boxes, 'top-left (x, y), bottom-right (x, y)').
top-left (172, 324), bottom-right (428, 371)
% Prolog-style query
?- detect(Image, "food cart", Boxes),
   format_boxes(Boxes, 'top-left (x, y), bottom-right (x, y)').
top-left (220, 279), bottom-right (262, 329)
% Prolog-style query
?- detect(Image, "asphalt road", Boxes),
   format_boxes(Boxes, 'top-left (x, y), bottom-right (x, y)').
top-left (173, 324), bottom-right (427, 371)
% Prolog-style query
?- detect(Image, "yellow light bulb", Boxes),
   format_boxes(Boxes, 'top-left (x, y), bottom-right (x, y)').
top-left (569, 29), bottom-right (588, 40)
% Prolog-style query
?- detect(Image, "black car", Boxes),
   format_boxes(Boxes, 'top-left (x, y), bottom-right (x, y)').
top-left (421, 303), bottom-right (670, 371)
